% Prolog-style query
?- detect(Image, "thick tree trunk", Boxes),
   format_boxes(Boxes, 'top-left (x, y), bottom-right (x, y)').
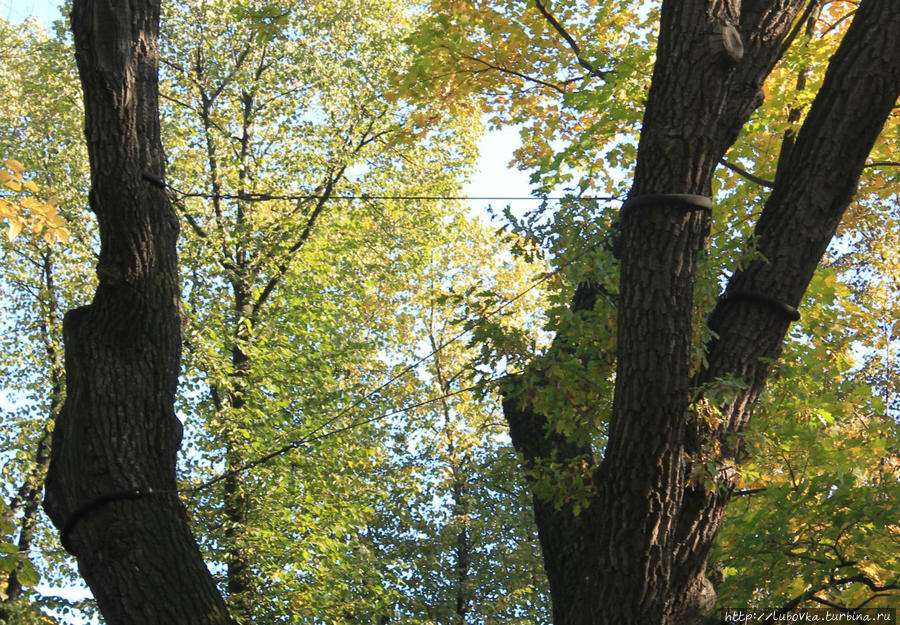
top-left (42, 2), bottom-right (232, 624)
top-left (503, 0), bottom-right (900, 623)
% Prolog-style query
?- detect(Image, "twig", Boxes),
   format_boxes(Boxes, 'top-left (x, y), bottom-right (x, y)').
top-left (720, 159), bottom-right (775, 188)
top-left (533, 0), bottom-right (610, 80)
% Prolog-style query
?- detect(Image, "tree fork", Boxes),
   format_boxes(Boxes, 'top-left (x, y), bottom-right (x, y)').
top-left (505, 0), bottom-right (806, 620)
top-left (503, 0), bottom-right (897, 623)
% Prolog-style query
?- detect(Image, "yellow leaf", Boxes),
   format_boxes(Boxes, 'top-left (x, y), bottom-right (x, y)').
top-left (47, 214), bottom-right (65, 228)
top-left (4, 159), bottom-right (24, 173)
top-left (4, 180), bottom-right (22, 192)
top-left (860, 562), bottom-right (884, 584)
top-left (20, 196), bottom-right (43, 210)
top-left (8, 218), bottom-right (23, 241)
top-left (0, 199), bottom-right (16, 217)
top-left (43, 229), bottom-right (57, 245)
top-left (23, 179), bottom-right (39, 193)
top-left (0, 170), bottom-right (10, 184)
top-left (31, 220), bottom-right (43, 234)
top-left (55, 228), bottom-right (70, 243)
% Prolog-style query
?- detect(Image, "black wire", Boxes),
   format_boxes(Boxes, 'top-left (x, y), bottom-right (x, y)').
top-left (154, 177), bottom-right (622, 204)
top-left (178, 191), bottom-right (621, 203)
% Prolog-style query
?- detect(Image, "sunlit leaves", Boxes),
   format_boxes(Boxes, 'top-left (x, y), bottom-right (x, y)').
top-left (403, 0), bottom-right (657, 195)
top-left (0, 14), bottom-right (97, 620)
top-left (711, 262), bottom-right (900, 609)
top-left (0, 159), bottom-right (68, 245)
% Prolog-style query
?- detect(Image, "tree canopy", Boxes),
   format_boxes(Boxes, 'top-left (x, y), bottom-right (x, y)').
top-left (0, 1), bottom-right (897, 624)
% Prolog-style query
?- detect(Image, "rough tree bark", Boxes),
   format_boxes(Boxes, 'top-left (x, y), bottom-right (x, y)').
top-left (502, 0), bottom-right (900, 624)
top-left (42, 1), bottom-right (232, 623)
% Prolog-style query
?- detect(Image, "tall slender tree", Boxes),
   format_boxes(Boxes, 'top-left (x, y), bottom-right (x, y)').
top-left (158, 1), bottom-right (479, 621)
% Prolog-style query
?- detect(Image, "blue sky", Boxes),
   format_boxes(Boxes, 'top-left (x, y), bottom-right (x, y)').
top-left (1, 0), bottom-right (60, 25)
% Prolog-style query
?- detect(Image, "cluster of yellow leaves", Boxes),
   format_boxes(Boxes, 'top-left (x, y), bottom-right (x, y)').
top-left (0, 158), bottom-right (68, 244)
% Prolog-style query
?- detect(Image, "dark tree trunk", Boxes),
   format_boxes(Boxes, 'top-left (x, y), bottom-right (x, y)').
top-left (42, 1), bottom-right (232, 623)
top-left (2, 251), bottom-right (62, 613)
top-left (224, 287), bottom-right (254, 625)
top-left (503, 0), bottom-right (900, 624)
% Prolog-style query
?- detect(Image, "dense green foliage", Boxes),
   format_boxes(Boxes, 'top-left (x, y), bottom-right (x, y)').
top-left (0, 15), bottom-right (96, 623)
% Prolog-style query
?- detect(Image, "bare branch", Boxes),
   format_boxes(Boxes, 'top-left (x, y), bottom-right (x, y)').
top-left (159, 91), bottom-right (198, 114)
top-left (720, 159), bottom-right (775, 188)
top-left (176, 203), bottom-right (209, 239)
top-left (457, 52), bottom-right (569, 94)
top-left (733, 487), bottom-right (767, 496)
top-left (822, 8), bottom-right (858, 36)
top-left (533, 0), bottom-right (610, 80)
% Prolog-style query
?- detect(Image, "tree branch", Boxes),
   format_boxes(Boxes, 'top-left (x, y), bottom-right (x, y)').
top-left (172, 196), bottom-right (210, 239)
top-left (733, 487), bottom-right (767, 496)
top-left (206, 43), bottom-right (253, 105)
top-left (779, 0), bottom-right (826, 59)
top-left (532, 0), bottom-right (610, 80)
top-left (720, 158), bottom-right (775, 188)
top-left (158, 90), bottom-right (198, 114)
top-left (457, 52), bottom-right (569, 94)
top-left (251, 166), bottom-right (346, 316)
